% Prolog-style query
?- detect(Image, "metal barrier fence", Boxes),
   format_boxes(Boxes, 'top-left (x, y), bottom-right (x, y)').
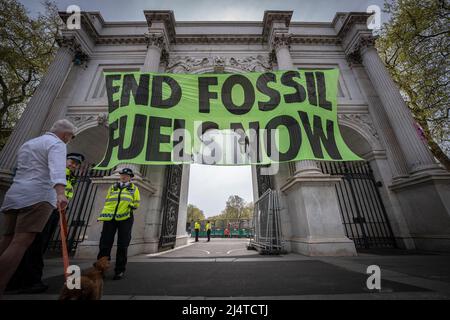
top-left (189, 219), bottom-right (252, 238)
top-left (47, 167), bottom-right (113, 255)
top-left (248, 189), bottom-right (284, 254)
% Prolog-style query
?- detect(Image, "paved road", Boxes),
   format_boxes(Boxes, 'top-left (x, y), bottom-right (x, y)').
top-left (4, 238), bottom-right (450, 300)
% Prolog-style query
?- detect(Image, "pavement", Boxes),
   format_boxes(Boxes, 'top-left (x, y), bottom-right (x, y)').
top-left (3, 238), bottom-right (450, 300)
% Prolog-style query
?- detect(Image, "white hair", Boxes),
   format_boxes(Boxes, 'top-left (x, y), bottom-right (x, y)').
top-left (49, 119), bottom-right (76, 134)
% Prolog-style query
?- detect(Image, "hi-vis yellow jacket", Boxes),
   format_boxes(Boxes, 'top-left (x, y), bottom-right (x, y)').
top-left (194, 222), bottom-right (201, 230)
top-left (65, 168), bottom-right (77, 200)
top-left (98, 183), bottom-right (140, 221)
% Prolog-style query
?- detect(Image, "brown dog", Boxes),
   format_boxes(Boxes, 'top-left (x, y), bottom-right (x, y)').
top-left (59, 256), bottom-right (110, 300)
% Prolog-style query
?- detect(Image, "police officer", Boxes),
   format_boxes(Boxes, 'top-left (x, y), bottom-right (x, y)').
top-left (194, 220), bottom-right (201, 242)
top-left (206, 221), bottom-right (211, 242)
top-left (97, 168), bottom-right (140, 280)
top-left (6, 152), bottom-right (84, 294)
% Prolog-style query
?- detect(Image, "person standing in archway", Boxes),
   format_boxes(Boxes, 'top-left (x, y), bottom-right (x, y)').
top-left (97, 168), bottom-right (140, 280)
top-left (206, 221), bottom-right (211, 242)
top-left (194, 220), bottom-right (200, 242)
top-left (5, 152), bottom-right (85, 294)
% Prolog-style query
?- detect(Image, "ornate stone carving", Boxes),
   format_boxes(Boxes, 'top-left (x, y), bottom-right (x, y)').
top-left (166, 55), bottom-right (272, 73)
top-left (345, 35), bottom-right (376, 67)
top-left (56, 35), bottom-right (89, 68)
top-left (145, 33), bottom-right (166, 50)
top-left (271, 33), bottom-right (292, 50)
top-left (338, 113), bottom-right (379, 141)
top-left (67, 113), bottom-right (108, 131)
top-left (97, 113), bottom-right (108, 126)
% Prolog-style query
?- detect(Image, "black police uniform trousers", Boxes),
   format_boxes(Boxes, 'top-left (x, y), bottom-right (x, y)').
top-left (207, 229), bottom-right (211, 241)
top-left (7, 209), bottom-right (60, 290)
top-left (98, 215), bottom-right (134, 274)
top-left (195, 228), bottom-right (199, 242)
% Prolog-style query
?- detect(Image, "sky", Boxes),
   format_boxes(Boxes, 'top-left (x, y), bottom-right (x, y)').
top-left (18, 0), bottom-right (387, 217)
top-left (19, 0), bottom-right (387, 22)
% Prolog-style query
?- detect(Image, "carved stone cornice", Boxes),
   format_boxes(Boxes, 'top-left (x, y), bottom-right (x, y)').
top-left (166, 55), bottom-right (272, 73)
top-left (262, 11), bottom-right (293, 42)
top-left (143, 10), bottom-right (177, 44)
top-left (335, 12), bottom-right (372, 39)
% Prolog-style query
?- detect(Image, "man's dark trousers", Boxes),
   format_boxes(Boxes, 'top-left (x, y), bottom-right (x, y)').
top-left (6, 209), bottom-right (60, 290)
top-left (195, 229), bottom-right (199, 242)
top-left (207, 229), bottom-right (211, 242)
top-left (98, 216), bottom-right (134, 273)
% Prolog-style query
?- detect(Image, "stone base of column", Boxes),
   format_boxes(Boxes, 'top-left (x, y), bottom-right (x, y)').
top-left (281, 174), bottom-right (357, 257)
top-left (390, 171), bottom-right (450, 252)
top-left (75, 240), bottom-right (146, 259)
top-left (289, 236), bottom-right (357, 256)
top-left (176, 234), bottom-right (190, 247)
top-left (143, 237), bottom-right (160, 254)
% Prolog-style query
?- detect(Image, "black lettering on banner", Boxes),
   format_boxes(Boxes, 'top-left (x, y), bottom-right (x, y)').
top-left (298, 111), bottom-right (342, 159)
top-left (120, 74), bottom-right (149, 107)
top-left (256, 72), bottom-right (281, 111)
top-left (118, 114), bottom-right (147, 160)
top-left (221, 75), bottom-right (254, 115)
top-left (151, 76), bottom-right (182, 108)
top-left (105, 74), bottom-right (121, 113)
top-left (97, 118), bottom-right (120, 167)
top-left (230, 123), bottom-right (249, 164)
top-left (197, 121), bottom-right (220, 164)
top-left (198, 77), bottom-right (218, 113)
top-left (264, 115), bottom-right (301, 162)
top-left (248, 121), bottom-right (261, 163)
top-left (173, 119), bottom-right (186, 159)
top-left (146, 116), bottom-right (172, 161)
top-left (281, 71), bottom-right (306, 104)
top-left (315, 71), bottom-right (332, 110)
top-left (305, 72), bottom-right (318, 106)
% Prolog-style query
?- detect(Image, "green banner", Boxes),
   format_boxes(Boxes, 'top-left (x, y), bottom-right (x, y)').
top-left (96, 69), bottom-right (361, 169)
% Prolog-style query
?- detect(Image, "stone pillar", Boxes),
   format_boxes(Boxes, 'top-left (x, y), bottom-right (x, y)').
top-left (359, 38), bottom-right (440, 174)
top-left (175, 164), bottom-right (191, 246)
top-left (113, 33), bottom-right (165, 180)
top-left (0, 44), bottom-right (74, 174)
top-left (270, 30), bottom-right (356, 256)
top-left (349, 63), bottom-right (409, 180)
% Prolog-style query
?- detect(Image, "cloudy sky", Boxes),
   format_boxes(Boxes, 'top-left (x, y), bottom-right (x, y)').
top-left (20, 0), bottom-right (386, 22)
top-left (19, 0), bottom-right (387, 216)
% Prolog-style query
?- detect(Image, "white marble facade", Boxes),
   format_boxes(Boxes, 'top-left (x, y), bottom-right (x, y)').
top-left (1, 10), bottom-right (450, 257)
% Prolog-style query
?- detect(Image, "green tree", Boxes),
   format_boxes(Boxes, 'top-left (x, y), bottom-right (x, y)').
top-left (376, 0), bottom-right (450, 170)
top-left (187, 204), bottom-right (206, 222)
top-left (209, 195), bottom-right (254, 221)
top-left (0, 0), bottom-right (63, 149)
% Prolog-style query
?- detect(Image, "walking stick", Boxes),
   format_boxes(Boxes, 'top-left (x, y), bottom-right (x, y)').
top-left (58, 204), bottom-right (70, 281)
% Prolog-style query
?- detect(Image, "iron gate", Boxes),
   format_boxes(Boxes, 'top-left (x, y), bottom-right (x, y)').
top-left (319, 161), bottom-right (396, 249)
top-left (47, 167), bottom-right (113, 255)
top-left (159, 164), bottom-right (183, 251)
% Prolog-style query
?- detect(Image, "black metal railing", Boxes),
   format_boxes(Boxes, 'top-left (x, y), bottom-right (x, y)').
top-left (319, 161), bottom-right (396, 249)
top-left (47, 167), bottom-right (113, 255)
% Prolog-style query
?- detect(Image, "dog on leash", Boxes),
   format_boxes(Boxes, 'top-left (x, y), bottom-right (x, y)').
top-left (59, 256), bottom-right (110, 300)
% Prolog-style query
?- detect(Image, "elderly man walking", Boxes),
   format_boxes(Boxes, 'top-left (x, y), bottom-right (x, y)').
top-left (0, 119), bottom-right (75, 296)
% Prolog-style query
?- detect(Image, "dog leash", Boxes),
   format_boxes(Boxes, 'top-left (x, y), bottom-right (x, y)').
top-left (58, 204), bottom-right (70, 281)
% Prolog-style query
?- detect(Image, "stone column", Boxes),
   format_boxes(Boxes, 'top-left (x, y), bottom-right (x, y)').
top-left (272, 34), bottom-right (323, 176)
top-left (358, 37), bottom-right (439, 174)
top-left (272, 33), bottom-right (356, 256)
top-left (0, 44), bottom-right (75, 174)
top-left (113, 33), bottom-right (165, 180)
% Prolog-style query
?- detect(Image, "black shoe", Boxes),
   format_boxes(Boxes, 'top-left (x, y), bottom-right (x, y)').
top-left (18, 282), bottom-right (49, 294)
top-left (113, 272), bottom-right (124, 280)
